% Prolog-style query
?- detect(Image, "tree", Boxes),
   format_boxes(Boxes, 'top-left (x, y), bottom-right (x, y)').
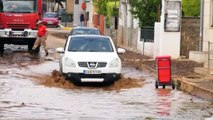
top-left (129, 0), bottom-right (161, 28)
top-left (182, 0), bottom-right (200, 17)
top-left (93, 0), bottom-right (108, 16)
top-left (93, 0), bottom-right (119, 27)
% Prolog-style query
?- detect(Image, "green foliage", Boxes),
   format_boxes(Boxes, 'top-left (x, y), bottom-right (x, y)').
top-left (93, 0), bottom-right (108, 16)
top-left (129, 0), bottom-right (161, 28)
top-left (107, 1), bottom-right (119, 17)
top-left (182, 0), bottom-right (200, 17)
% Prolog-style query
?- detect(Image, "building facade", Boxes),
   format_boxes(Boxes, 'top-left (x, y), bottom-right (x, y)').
top-left (203, 0), bottom-right (213, 51)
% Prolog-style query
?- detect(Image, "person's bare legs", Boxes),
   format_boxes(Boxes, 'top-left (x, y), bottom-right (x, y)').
top-left (32, 37), bottom-right (41, 50)
top-left (40, 37), bottom-right (48, 56)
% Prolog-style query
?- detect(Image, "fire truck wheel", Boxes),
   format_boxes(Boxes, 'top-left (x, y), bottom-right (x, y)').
top-left (155, 81), bottom-right (158, 89)
top-left (28, 41), bottom-right (34, 51)
top-left (0, 43), bottom-right (4, 53)
top-left (172, 83), bottom-right (175, 90)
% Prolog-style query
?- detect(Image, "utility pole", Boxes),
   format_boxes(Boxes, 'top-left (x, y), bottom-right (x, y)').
top-left (114, 0), bottom-right (118, 46)
top-left (57, 0), bottom-right (59, 13)
top-left (199, 0), bottom-right (204, 51)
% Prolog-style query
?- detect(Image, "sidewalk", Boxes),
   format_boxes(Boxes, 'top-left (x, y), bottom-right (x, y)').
top-left (58, 21), bottom-right (73, 31)
top-left (175, 76), bottom-right (213, 102)
top-left (118, 45), bottom-right (213, 102)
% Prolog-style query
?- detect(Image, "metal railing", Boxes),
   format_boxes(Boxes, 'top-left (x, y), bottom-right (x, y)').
top-left (141, 27), bottom-right (154, 42)
top-left (208, 41), bottom-right (213, 74)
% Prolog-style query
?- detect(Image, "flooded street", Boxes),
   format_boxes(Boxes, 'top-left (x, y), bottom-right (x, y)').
top-left (0, 48), bottom-right (212, 120)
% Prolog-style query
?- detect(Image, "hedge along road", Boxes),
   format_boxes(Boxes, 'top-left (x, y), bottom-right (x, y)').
top-left (0, 30), bottom-right (212, 120)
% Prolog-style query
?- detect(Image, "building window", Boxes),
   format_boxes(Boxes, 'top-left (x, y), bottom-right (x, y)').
top-left (75, 0), bottom-right (79, 4)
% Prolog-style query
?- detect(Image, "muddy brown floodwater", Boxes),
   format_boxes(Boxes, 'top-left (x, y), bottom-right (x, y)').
top-left (26, 70), bottom-right (144, 91)
top-left (0, 45), bottom-right (213, 120)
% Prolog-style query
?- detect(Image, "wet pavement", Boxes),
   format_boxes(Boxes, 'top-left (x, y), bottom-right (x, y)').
top-left (0, 45), bottom-right (213, 120)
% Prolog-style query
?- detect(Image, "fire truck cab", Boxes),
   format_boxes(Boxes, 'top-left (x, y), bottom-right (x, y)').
top-left (0, 0), bottom-right (43, 53)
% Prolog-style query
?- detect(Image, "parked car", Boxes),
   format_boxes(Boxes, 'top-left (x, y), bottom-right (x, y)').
top-left (56, 35), bottom-right (125, 84)
top-left (69, 27), bottom-right (101, 36)
top-left (42, 12), bottom-right (59, 27)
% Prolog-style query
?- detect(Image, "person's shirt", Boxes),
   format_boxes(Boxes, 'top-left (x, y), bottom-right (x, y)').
top-left (37, 25), bottom-right (47, 37)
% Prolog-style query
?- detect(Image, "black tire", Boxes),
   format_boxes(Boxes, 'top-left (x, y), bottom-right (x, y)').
top-left (172, 83), bottom-right (175, 90)
top-left (0, 42), bottom-right (4, 53)
top-left (155, 81), bottom-right (158, 89)
top-left (163, 85), bottom-right (166, 89)
top-left (28, 40), bottom-right (34, 51)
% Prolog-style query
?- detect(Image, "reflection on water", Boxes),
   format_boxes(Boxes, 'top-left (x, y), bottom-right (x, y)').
top-left (156, 89), bottom-right (172, 116)
top-left (0, 61), bottom-right (212, 119)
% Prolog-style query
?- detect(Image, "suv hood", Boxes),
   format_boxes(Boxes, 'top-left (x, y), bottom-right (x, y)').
top-left (65, 52), bottom-right (119, 62)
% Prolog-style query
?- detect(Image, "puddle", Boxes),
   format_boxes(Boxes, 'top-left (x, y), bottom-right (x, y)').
top-left (0, 46), bottom-right (212, 120)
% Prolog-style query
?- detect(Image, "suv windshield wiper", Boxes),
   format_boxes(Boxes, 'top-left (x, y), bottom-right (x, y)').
top-left (87, 50), bottom-right (99, 52)
top-left (4, 11), bottom-right (17, 13)
top-left (69, 49), bottom-right (78, 52)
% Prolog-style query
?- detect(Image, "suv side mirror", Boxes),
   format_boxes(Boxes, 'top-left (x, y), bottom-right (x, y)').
top-left (56, 47), bottom-right (64, 53)
top-left (117, 48), bottom-right (125, 54)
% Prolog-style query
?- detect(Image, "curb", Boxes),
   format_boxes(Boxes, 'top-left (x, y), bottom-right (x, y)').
top-left (175, 77), bottom-right (213, 102)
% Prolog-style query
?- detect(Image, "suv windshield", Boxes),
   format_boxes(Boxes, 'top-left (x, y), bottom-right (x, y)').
top-left (0, 0), bottom-right (36, 13)
top-left (68, 37), bottom-right (114, 52)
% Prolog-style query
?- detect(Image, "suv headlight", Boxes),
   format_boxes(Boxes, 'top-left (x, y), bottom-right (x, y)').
top-left (65, 57), bottom-right (76, 67)
top-left (109, 58), bottom-right (120, 68)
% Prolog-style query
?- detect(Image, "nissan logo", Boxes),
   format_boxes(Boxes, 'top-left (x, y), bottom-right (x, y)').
top-left (88, 62), bottom-right (96, 68)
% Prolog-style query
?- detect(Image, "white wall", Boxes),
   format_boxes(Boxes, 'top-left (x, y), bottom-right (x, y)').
top-left (138, 0), bottom-right (181, 58)
top-left (73, 0), bottom-right (84, 26)
top-left (153, 0), bottom-right (181, 58)
top-left (118, 2), bottom-right (140, 48)
top-left (137, 42), bottom-right (155, 57)
top-left (203, 0), bottom-right (213, 51)
top-left (154, 22), bottom-right (161, 57)
top-left (85, 0), bottom-right (93, 27)
top-left (118, 0), bottom-right (181, 58)
top-left (118, 2), bottom-right (124, 26)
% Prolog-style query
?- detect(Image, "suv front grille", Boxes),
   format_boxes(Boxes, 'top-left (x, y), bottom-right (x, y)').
top-left (78, 62), bottom-right (107, 68)
top-left (78, 73), bottom-right (107, 78)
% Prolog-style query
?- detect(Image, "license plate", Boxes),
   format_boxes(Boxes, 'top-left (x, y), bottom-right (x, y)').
top-left (47, 21), bottom-right (53, 24)
top-left (81, 78), bottom-right (104, 82)
top-left (83, 70), bottom-right (101, 74)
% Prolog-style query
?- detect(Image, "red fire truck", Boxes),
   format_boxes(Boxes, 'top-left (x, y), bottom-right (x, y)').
top-left (0, 0), bottom-right (43, 53)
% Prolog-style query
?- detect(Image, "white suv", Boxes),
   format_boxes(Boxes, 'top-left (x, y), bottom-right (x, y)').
top-left (56, 35), bottom-right (125, 83)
